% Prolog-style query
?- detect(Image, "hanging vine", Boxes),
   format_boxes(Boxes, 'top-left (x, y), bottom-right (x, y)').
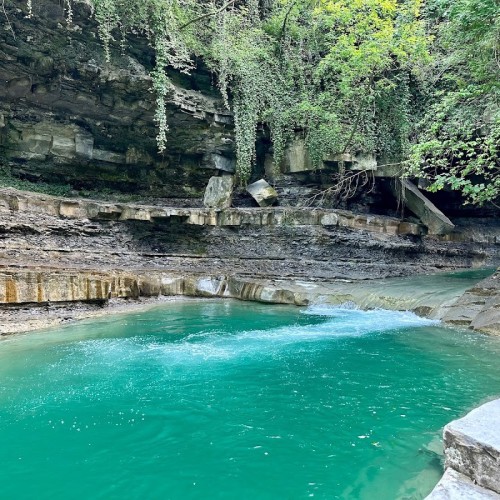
top-left (17, 0), bottom-right (436, 193)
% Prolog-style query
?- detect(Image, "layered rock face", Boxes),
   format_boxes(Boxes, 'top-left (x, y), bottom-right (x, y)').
top-left (427, 399), bottom-right (500, 499)
top-left (1, 0), bottom-right (500, 336)
top-left (0, 0), bottom-right (234, 198)
top-left (0, 186), bottom-right (499, 334)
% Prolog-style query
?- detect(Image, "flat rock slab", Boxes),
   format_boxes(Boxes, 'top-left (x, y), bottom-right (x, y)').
top-left (427, 468), bottom-right (500, 499)
top-left (444, 398), bottom-right (500, 494)
top-left (395, 179), bottom-right (455, 235)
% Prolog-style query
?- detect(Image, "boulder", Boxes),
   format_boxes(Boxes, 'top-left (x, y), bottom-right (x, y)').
top-left (203, 176), bottom-right (234, 209)
top-left (443, 398), bottom-right (500, 495)
top-left (246, 179), bottom-right (278, 207)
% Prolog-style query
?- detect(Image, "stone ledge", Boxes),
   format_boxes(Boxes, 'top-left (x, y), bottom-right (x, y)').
top-left (442, 271), bottom-right (500, 335)
top-left (0, 187), bottom-right (423, 236)
top-left (444, 399), bottom-right (500, 495)
top-left (427, 468), bottom-right (500, 499)
top-left (427, 399), bottom-right (500, 499)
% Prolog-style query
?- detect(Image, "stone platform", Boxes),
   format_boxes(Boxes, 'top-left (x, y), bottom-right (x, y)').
top-left (427, 399), bottom-right (500, 499)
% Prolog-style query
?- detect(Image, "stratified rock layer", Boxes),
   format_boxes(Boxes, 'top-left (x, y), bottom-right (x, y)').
top-left (442, 273), bottom-right (500, 334)
top-left (0, 185), bottom-right (499, 334)
top-left (428, 400), bottom-right (500, 499)
top-left (0, 0), bottom-right (234, 198)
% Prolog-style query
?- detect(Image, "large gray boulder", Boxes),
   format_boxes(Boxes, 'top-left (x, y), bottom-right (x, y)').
top-left (426, 399), bottom-right (500, 498)
top-left (443, 399), bottom-right (500, 495)
top-left (203, 176), bottom-right (234, 209)
top-left (246, 179), bottom-right (278, 207)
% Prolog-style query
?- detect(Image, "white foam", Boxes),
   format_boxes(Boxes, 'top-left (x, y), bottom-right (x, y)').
top-left (73, 306), bottom-right (438, 367)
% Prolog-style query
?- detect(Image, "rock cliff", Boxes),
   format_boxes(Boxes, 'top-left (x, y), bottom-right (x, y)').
top-left (1, 0), bottom-right (500, 335)
top-left (0, 0), bottom-right (234, 198)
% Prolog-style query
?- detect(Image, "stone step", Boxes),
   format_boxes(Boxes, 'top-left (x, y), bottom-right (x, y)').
top-left (428, 398), bottom-right (500, 498)
top-left (427, 468), bottom-right (500, 499)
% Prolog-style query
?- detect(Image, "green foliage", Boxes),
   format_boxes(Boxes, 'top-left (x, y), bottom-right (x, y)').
top-left (408, 0), bottom-right (500, 205)
top-left (256, 0), bottom-right (428, 169)
top-left (85, 0), bottom-right (428, 185)
top-left (23, 0), bottom-right (499, 203)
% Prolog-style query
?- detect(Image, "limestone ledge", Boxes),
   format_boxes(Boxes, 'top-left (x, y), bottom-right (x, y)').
top-left (441, 272), bottom-right (500, 334)
top-left (1, 266), bottom-right (498, 335)
top-left (427, 399), bottom-right (500, 499)
top-left (0, 187), bottom-right (423, 235)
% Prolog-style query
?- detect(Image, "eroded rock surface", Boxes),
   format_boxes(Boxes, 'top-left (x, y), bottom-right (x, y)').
top-left (0, 186), bottom-right (499, 333)
top-left (444, 399), bottom-right (500, 495)
top-left (427, 468), bottom-right (500, 499)
top-left (428, 400), bottom-right (500, 499)
top-left (442, 271), bottom-right (500, 335)
top-left (0, 0), bottom-right (234, 198)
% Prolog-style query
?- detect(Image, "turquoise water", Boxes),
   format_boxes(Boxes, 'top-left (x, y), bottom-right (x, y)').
top-left (1, 300), bottom-right (500, 499)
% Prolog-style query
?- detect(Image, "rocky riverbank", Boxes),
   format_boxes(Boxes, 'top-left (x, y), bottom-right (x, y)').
top-left (0, 186), bottom-right (499, 335)
top-left (1, 266), bottom-right (499, 335)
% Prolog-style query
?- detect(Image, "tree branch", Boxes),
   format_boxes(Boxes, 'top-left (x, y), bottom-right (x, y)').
top-left (179, 0), bottom-right (236, 31)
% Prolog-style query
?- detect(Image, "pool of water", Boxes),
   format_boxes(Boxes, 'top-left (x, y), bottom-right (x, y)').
top-left (1, 300), bottom-right (500, 499)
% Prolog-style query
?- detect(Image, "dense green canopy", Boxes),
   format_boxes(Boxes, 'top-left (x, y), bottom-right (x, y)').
top-left (86, 0), bottom-right (498, 202)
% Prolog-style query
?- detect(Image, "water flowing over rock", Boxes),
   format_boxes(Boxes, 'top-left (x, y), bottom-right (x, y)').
top-left (0, 0), bottom-right (500, 339)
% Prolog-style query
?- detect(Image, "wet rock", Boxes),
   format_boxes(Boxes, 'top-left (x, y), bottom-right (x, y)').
top-left (246, 179), bottom-right (278, 207)
top-left (203, 176), bottom-right (234, 209)
top-left (442, 271), bottom-right (500, 335)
